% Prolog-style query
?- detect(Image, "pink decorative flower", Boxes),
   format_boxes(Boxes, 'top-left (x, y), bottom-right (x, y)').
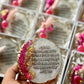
top-left (48, 27), bottom-right (53, 32)
top-left (46, 0), bottom-right (54, 9)
top-left (18, 40), bottom-right (34, 80)
top-left (1, 20), bottom-right (8, 28)
top-left (77, 45), bottom-right (84, 52)
top-left (46, 8), bottom-right (53, 14)
top-left (76, 32), bottom-right (84, 52)
top-left (47, 0), bottom-right (54, 5)
top-left (74, 65), bottom-right (82, 71)
top-left (71, 65), bottom-right (82, 84)
top-left (26, 42), bottom-right (29, 47)
top-left (74, 76), bottom-right (82, 84)
top-left (12, 0), bottom-right (19, 6)
top-left (39, 33), bottom-right (47, 38)
top-left (40, 28), bottom-right (46, 33)
top-left (39, 21), bottom-right (54, 38)
top-left (26, 73), bottom-right (32, 80)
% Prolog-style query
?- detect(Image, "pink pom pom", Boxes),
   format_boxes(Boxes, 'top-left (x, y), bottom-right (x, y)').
top-left (1, 20), bottom-right (8, 29)
top-left (74, 76), bottom-right (82, 84)
top-left (12, 0), bottom-right (19, 6)
top-left (39, 33), bottom-right (47, 38)
top-left (77, 45), bottom-right (84, 52)
top-left (46, 8), bottom-right (53, 14)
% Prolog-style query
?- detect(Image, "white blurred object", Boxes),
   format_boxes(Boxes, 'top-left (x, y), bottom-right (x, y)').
top-left (0, 0), bottom-right (9, 9)
top-left (0, 0), bottom-right (9, 3)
